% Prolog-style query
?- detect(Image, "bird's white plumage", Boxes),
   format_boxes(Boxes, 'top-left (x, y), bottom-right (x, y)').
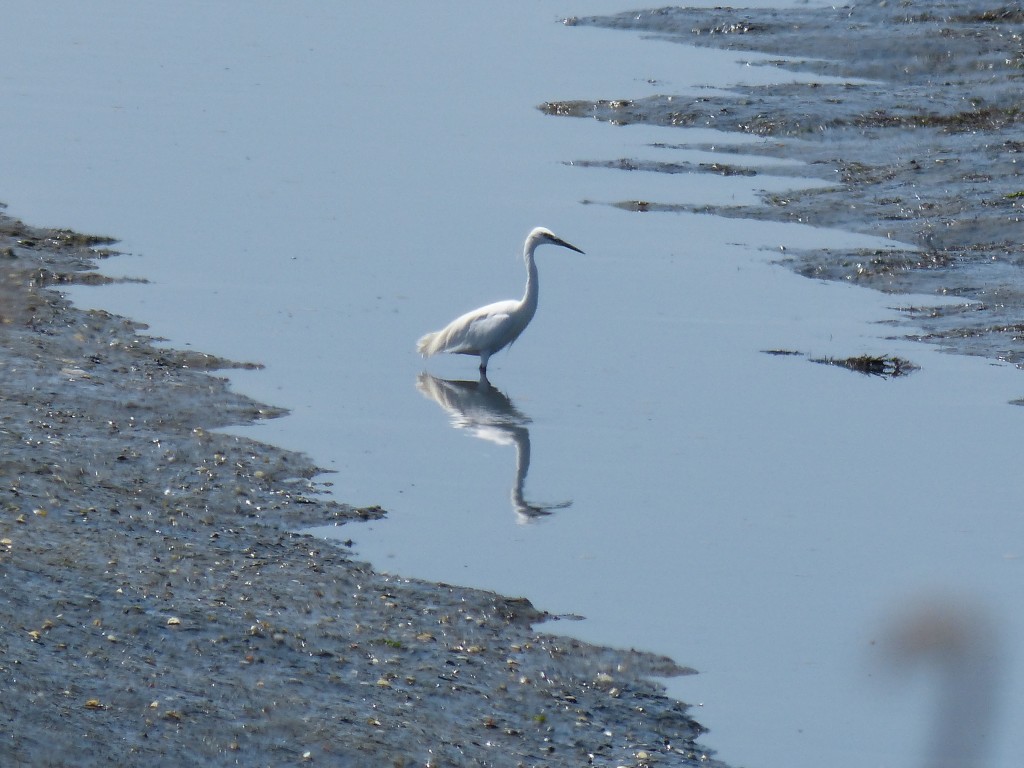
top-left (417, 227), bottom-right (583, 376)
top-left (418, 299), bottom-right (520, 357)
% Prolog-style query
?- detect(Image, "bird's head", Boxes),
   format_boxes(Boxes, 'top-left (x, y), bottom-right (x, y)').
top-left (528, 227), bottom-right (585, 255)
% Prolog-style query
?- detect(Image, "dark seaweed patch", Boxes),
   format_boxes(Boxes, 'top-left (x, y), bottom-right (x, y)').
top-left (810, 354), bottom-right (919, 378)
top-left (762, 349), bottom-right (918, 377)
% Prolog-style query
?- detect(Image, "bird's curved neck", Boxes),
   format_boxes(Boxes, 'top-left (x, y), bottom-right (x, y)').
top-left (521, 246), bottom-right (539, 312)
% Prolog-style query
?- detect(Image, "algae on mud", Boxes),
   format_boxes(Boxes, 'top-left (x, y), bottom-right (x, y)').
top-left (553, 1), bottom-right (1024, 373)
top-left (0, 206), bottom-right (726, 766)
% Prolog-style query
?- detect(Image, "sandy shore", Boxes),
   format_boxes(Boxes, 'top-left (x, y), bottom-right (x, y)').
top-left (0, 211), bottom-right (723, 766)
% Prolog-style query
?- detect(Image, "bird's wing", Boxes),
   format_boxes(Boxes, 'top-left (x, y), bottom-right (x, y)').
top-left (427, 300), bottom-right (518, 356)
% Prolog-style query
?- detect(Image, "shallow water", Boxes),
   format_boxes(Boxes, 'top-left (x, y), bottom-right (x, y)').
top-left (2, 3), bottom-right (1022, 768)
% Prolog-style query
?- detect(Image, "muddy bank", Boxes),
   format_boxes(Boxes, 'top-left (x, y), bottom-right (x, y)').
top-left (0, 208), bottom-right (724, 766)
top-left (555, 1), bottom-right (1024, 371)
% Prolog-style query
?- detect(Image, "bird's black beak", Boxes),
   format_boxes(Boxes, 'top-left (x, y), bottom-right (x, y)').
top-left (554, 236), bottom-right (584, 255)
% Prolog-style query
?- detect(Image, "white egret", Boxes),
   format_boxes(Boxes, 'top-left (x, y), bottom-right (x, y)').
top-left (416, 227), bottom-right (584, 376)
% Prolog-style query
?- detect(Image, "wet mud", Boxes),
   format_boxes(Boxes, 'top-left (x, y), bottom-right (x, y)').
top-left (553, 2), bottom-right (1024, 372)
top-left (0, 208), bottom-right (724, 766)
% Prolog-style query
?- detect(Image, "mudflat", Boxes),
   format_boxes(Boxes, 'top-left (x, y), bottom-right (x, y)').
top-left (0, 211), bottom-right (719, 766)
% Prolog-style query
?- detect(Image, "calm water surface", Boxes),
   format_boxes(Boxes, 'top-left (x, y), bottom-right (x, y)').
top-left (3, 4), bottom-right (1021, 767)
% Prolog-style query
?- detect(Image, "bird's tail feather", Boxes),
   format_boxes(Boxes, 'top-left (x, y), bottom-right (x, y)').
top-left (417, 331), bottom-right (439, 358)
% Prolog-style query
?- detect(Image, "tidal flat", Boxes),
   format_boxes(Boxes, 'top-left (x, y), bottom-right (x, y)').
top-left (0, 211), bottom-right (722, 766)
top-left (560, 1), bottom-right (1024, 370)
top-left (3, 2), bottom-right (1022, 766)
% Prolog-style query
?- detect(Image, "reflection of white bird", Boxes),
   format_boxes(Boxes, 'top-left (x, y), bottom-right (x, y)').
top-left (417, 227), bottom-right (584, 376)
top-left (416, 372), bottom-right (571, 523)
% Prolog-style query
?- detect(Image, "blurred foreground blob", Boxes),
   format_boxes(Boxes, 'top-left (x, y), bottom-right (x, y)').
top-left (879, 596), bottom-right (1002, 768)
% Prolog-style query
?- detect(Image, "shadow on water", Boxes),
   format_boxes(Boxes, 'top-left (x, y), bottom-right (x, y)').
top-left (416, 372), bottom-right (572, 523)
